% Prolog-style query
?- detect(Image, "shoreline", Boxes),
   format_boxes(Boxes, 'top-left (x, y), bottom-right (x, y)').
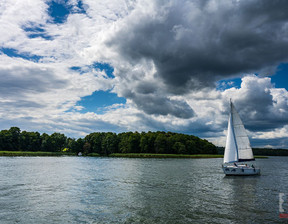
top-left (0, 151), bottom-right (75, 157)
top-left (0, 151), bottom-right (268, 159)
top-left (107, 153), bottom-right (268, 159)
top-left (107, 153), bottom-right (224, 158)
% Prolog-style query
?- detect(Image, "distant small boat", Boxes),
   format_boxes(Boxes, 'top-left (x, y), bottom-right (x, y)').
top-left (78, 152), bottom-right (82, 156)
top-left (222, 100), bottom-right (260, 176)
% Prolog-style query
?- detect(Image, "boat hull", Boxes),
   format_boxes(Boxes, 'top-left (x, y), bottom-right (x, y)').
top-left (222, 166), bottom-right (260, 176)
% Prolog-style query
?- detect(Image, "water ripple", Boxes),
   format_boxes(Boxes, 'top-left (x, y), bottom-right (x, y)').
top-left (0, 157), bottom-right (287, 223)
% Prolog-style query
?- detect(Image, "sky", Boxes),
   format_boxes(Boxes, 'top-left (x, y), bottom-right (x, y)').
top-left (0, 0), bottom-right (288, 148)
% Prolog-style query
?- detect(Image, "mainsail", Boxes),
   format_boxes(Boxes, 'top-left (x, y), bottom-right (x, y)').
top-left (223, 101), bottom-right (254, 163)
top-left (223, 112), bottom-right (238, 163)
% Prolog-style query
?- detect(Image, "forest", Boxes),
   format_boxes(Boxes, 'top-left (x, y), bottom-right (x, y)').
top-left (0, 127), bottom-right (218, 155)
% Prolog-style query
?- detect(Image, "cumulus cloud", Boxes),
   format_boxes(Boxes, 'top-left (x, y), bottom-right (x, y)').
top-left (107, 0), bottom-right (288, 92)
top-left (91, 0), bottom-right (288, 120)
top-left (216, 75), bottom-right (288, 147)
top-left (223, 75), bottom-right (288, 131)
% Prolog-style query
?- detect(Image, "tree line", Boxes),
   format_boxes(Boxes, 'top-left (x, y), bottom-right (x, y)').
top-left (0, 127), bottom-right (218, 155)
top-left (252, 148), bottom-right (288, 156)
top-left (217, 147), bottom-right (288, 156)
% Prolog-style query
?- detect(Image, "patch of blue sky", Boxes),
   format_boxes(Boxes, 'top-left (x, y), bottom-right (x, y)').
top-left (270, 63), bottom-right (288, 90)
top-left (22, 24), bottom-right (54, 40)
top-left (217, 63), bottom-right (288, 91)
top-left (74, 90), bottom-right (126, 114)
top-left (92, 62), bottom-right (114, 78)
top-left (216, 77), bottom-right (242, 91)
top-left (73, 1), bottom-right (87, 14)
top-left (70, 62), bottom-right (115, 78)
top-left (0, 47), bottom-right (42, 62)
top-left (23, 26), bottom-right (45, 33)
top-left (47, 0), bottom-right (87, 24)
top-left (70, 66), bottom-right (82, 72)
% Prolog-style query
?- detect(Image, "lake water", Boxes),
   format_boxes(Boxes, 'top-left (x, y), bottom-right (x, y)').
top-left (0, 156), bottom-right (287, 223)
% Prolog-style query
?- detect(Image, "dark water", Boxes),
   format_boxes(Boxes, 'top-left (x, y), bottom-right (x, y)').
top-left (0, 156), bottom-right (287, 224)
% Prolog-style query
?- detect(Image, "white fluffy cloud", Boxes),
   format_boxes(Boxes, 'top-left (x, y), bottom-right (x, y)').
top-left (220, 75), bottom-right (288, 147)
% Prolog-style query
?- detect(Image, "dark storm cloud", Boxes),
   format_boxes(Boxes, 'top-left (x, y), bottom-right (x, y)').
top-left (108, 0), bottom-right (288, 93)
top-left (130, 92), bottom-right (195, 118)
top-left (135, 81), bottom-right (157, 94)
top-left (129, 81), bottom-right (195, 118)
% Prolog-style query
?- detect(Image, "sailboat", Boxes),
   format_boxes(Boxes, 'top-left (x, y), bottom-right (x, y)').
top-left (222, 100), bottom-right (260, 176)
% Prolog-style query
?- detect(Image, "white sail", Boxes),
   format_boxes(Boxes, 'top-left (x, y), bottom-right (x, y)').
top-left (223, 112), bottom-right (238, 163)
top-left (223, 101), bottom-right (254, 163)
top-left (231, 103), bottom-right (254, 161)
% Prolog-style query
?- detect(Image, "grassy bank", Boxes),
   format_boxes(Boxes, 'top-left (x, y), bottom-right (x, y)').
top-left (0, 151), bottom-right (268, 158)
top-left (108, 153), bottom-right (223, 158)
top-left (86, 153), bottom-right (101, 157)
top-left (108, 153), bottom-right (268, 159)
top-left (0, 151), bottom-right (75, 157)
top-left (254, 155), bottom-right (269, 159)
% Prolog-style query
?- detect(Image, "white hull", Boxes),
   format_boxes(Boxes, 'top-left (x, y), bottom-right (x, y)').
top-left (222, 165), bottom-right (260, 176)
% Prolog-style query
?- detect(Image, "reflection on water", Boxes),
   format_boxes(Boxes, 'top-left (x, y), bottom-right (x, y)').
top-left (0, 157), bottom-right (287, 223)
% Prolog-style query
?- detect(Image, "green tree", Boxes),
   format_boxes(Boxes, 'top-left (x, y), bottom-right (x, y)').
top-left (76, 138), bottom-right (85, 153)
top-left (128, 132), bottom-right (140, 153)
top-left (201, 140), bottom-right (217, 154)
top-left (9, 127), bottom-right (21, 150)
top-left (50, 133), bottom-right (67, 152)
top-left (173, 142), bottom-right (187, 154)
top-left (140, 132), bottom-right (156, 153)
top-left (140, 133), bottom-right (149, 153)
top-left (83, 142), bottom-right (91, 154)
top-left (0, 127), bottom-right (218, 155)
top-left (41, 133), bottom-right (52, 152)
top-left (154, 133), bottom-right (167, 154)
top-left (118, 132), bottom-right (130, 153)
top-left (186, 140), bottom-right (198, 154)
top-left (67, 138), bottom-right (81, 153)
top-left (101, 132), bottom-right (118, 155)
top-left (20, 131), bottom-right (41, 151)
top-left (85, 132), bottom-right (105, 153)
top-left (0, 130), bottom-right (13, 151)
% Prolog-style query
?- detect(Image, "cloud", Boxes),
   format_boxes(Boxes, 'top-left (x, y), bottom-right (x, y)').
top-left (0, 64), bottom-right (67, 96)
top-left (131, 94), bottom-right (195, 118)
top-left (106, 0), bottom-right (288, 92)
top-left (223, 75), bottom-right (288, 131)
top-left (0, 55), bottom-right (114, 126)
top-left (0, 0), bottom-right (48, 46)
top-left (83, 0), bottom-right (288, 121)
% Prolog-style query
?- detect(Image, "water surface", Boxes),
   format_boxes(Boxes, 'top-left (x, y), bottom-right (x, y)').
top-left (0, 156), bottom-right (287, 223)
